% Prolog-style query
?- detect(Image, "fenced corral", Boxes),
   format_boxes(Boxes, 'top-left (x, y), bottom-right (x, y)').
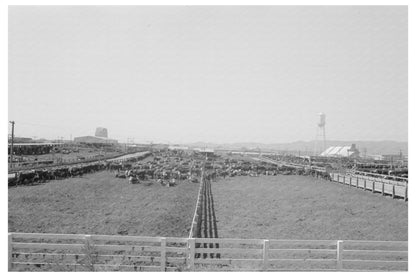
top-left (107, 151), bottom-right (151, 163)
top-left (330, 173), bottom-right (408, 201)
top-left (352, 170), bottom-right (408, 183)
top-left (9, 153), bottom-right (125, 173)
top-left (9, 151), bottom-right (151, 174)
top-left (9, 233), bottom-right (407, 272)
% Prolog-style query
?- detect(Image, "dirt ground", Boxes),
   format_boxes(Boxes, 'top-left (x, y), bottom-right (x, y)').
top-left (8, 171), bottom-right (199, 237)
top-left (212, 175), bottom-right (408, 241)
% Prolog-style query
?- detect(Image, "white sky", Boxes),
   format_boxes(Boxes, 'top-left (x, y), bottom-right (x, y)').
top-left (8, 6), bottom-right (408, 144)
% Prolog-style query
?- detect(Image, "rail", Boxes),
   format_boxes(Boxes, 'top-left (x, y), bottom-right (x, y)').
top-left (189, 173), bottom-right (205, 238)
top-left (352, 170), bottom-right (408, 183)
top-left (8, 152), bottom-right (151, 176)
top-left (331, 173), bottom-right (408, 201)
top-left (9, 233), bottom-right (407, 272)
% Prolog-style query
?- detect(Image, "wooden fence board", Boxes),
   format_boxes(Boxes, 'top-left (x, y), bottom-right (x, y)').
top-left (195, 238), bottom-right (264, 245)
top-left (12, 233), bottom-right (87, 240)
top-left (13, 243), bottom-right (84, 251)
top-left (268, 249), bottom-right (336, 255)
top-left (195, 248), bottom-right (262, 255)
top-left (9, 233), bottom-right (409, 272)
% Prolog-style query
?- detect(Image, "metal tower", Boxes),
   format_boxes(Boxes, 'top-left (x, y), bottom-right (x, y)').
top-left (314, 113), bottom-right (326, 156)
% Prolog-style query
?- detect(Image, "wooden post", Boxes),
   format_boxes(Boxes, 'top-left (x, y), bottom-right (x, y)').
top-left (188, 238), bottom-right (195, 270)
top-left (262, 239), bottom-right (270, 271)
top-left (337, 240), bottom-right (343, 271)
top-left (343, 176), bottom-right (345, 185)
top-left (349, 177), bottom-right (352, 187)
top-left (160, 238), bottom-right (166, 271)
top-left (356, 178), bottom-right (359, 189)
top-left (364, 179), bottom-right (366, 190)
top-left (337, 174), bottom-right (339, 182)
top-left (8, 233), bottom-right (12, 271)
top-left (405, 184), bottom-right (408, 201)
top-left (382, 182), bottom-right (385, 196)
top-left (372, 181), bottom-right (375, 193)
top-left (392, 185), bottom-right (396, 199)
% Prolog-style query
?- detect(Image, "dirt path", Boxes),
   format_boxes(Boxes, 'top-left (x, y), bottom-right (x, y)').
top-left (196, 177), bottom-right (220, 258)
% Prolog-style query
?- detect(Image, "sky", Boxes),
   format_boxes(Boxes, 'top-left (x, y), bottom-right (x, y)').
top-left (8, 6), bottom-right (408, 144)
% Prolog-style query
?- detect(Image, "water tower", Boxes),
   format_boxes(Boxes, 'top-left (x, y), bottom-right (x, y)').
top-left (314, 113), bottom-right (326, 156)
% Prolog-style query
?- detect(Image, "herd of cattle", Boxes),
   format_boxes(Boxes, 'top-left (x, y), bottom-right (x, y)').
top-left (8, 150), bottom-right (333, 187)
top-left (108, 150), bottom-right (332, 185)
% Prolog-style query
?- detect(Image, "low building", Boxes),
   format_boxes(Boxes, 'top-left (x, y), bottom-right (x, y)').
top-left (320, 144), bottom-right (360, 158)
top-left (168, 145), bottom-right (189, 150)
top-left (74, 136), bottom-right (118, 145)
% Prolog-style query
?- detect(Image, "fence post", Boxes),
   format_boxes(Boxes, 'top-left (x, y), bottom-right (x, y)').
top-left (83, 235), bottom-right (94, 270)
top-left (262, 239), bottom-right (269, 271)
top-left (160, 238), bottom-right (166, 271)
top-left (356, 178), bottom-right (359, 188)
top-left (188, 238), bottom-right (195, 271)
top-left (337, 174), bottom-right (339, 182)
top-left (372, 181), bottom-right (375, 193)
top-left (364, 179), bottom-right (366, 190)
top-left (382, 182), bottom-right (385, 196)
top-left (343, 176), bottom-right (345, 185)
top-left (349, 177), bottom-right (351, 187)
top-left (337, 240), bottom-right (343, 271)
top-left (8, 233), bottom-right (12, 271)
top-left (405, 184), bottom-right (408, 201)
top-left (392, 185), bottom-right (396, 199)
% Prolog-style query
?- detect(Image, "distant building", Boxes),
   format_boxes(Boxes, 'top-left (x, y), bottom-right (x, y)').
top-left (320, 144), bottom-right (360, 158)
top-left (199, 148), bottom-right (215, 157)
top-left (95, 127), bottom-right (108, 138)
top-left (168, 145), bottom-right (189, 150)
top-left (9, 137), bottom-right (33, 143)
top-left (74, 127), bottom-right (117, 144)
top-left (381, 154), bottom-right (406, 162)
top-left (74, 136), bottom-right (118, 145)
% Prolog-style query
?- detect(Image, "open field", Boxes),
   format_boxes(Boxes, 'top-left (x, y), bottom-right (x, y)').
top-left (212, 175), bottom-right (407, 241)
top-left (8, 171), bottom-right (199, 237)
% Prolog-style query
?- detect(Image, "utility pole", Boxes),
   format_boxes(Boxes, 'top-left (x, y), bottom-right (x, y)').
top-left (9, 121), bottom-right (15, 169)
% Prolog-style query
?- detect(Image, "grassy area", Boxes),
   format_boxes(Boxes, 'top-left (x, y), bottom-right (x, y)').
top-left (212, 175), bottom-right (407, 241)
top-left (8, 171), bottom-right (199, 237)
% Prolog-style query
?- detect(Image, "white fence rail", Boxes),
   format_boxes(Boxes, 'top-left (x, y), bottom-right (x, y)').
top-left (330, 173), bottom-right (408, 201)
top-left (9, 233), bottom-right (407, 272)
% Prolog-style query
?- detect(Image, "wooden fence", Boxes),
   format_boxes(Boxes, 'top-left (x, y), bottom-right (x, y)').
top-left (9, 233), bottom-right (407, 272)
top-left (189, 174), bottom-right (204, 238)
top-left (330, 173), bottom-right (408, 201)
top-left (352, 170), bottom-right (408, 183)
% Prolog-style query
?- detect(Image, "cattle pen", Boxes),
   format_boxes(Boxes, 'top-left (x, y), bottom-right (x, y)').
top-left (8, 150), bottom-right (408, 271)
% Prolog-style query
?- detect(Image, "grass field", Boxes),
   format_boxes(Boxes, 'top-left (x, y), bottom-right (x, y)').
top-left (8, 171), bottom-right (199, 237)
top-left (212, 175), bottom-right (407, 241)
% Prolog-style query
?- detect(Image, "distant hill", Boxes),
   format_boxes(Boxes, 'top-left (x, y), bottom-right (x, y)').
top-left (185, 140), bottom-right (408, 156)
